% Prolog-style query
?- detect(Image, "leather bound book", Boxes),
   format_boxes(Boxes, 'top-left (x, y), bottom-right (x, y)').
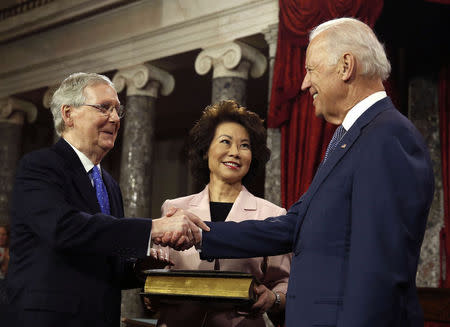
top-left (141, 269), bottom-right (258, 309)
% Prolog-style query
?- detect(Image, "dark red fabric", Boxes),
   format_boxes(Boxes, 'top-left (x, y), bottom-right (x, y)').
top-left (269, 0), bottom-right (384, 208)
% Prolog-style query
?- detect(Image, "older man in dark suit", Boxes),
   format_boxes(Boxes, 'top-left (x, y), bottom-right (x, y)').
top-left (5, 72), bottom-right (208, 327)
top-left (197, 18), bottom-right (434, 327)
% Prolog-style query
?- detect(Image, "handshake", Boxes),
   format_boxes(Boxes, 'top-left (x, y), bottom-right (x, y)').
top-left (150, 208), bottom-right (209, 251)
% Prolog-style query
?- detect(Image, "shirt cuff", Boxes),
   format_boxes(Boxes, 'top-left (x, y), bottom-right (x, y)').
top-left (146, 230), bottom-right (152, 256)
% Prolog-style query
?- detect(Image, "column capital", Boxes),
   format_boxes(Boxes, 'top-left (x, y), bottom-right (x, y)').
top-left (0, 97), bottom-right (37, 125)
top-left (262, 23), bottom-right (279, 59)
top-left (113, 63), bottom-right (175, 97)
top-left (195, 41), bottom-right (267, 79)
top-left (43, 85), bottom-right (59, 109)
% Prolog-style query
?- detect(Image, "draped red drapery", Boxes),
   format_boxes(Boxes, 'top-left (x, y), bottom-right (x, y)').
top-left (268, 0), bottom-right (384, 208)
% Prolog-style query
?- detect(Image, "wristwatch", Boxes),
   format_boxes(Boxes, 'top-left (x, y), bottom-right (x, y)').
top-left (273, 291), bottom-right (281, 306)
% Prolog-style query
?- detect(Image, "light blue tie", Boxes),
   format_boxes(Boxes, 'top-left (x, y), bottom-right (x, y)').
top-left (323, 125), bottom-right (346, 163)
top-left (90, 165), bottom-right (111, 215)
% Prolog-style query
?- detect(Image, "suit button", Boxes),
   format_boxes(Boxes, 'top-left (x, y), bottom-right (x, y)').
top-left (207, 259), bottom-right (214, 262)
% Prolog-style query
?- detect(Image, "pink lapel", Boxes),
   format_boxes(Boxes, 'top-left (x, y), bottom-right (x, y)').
top-left (188, 185), bottom-right (212, 222)
top-left (226, 186), bottom-right (257, 222)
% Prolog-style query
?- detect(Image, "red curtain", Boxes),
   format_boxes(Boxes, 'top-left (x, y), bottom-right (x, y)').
top-left (268, 0), bottom-right (384, 208)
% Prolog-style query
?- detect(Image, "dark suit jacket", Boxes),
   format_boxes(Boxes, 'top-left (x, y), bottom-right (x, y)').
top-left (201, 97), bottom-right (434, 327)
top-left (6, 139), bottom-right (153, 327)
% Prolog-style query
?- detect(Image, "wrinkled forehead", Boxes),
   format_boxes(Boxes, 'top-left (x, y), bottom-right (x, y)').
top-left (306, 37), bottom-right (328, 66)
top-left (83, 82), bottom-right (119, 102)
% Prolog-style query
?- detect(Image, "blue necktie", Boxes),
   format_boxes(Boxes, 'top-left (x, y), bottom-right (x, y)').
top-left (323, 125), bottom-right (346, 163)
top-left (90, 165), bottom-right (111, 215)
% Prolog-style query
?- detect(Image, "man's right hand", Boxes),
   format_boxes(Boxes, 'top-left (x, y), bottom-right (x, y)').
top-left (151, 210), bottom-right (209, 251)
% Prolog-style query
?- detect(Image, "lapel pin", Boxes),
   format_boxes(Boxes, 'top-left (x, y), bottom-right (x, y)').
top-left (341, 144), bottom-right (347, 148)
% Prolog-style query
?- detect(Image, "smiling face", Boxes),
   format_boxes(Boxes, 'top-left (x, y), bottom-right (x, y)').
top-left (301, 34), bottom-right (347, 124)
top-left (207, 121), bottom-right (252, 186)
top-left (62, 83), bottom-right (120, 164)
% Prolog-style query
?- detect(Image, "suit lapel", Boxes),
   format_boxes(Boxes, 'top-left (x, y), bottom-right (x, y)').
top-left (53, 138), bottom-right (101, 214)
top-left (297, 97), bottom-right (394, 208)
top-left (188, 186), bottom-right (212, 221)
top-left (227, 186), bottom-right (256, 222)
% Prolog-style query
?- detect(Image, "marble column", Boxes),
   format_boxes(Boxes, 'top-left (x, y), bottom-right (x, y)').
top-left (195, 41), bottom-right (267, 106)
top-left (0, 97), bottom-right (37, 225)
top-left (112, 63), bottom-right (174, 323)
top-left (408, 75), bottom-right (443, 287)
top-left (262, 23), bottom-right (282, 206)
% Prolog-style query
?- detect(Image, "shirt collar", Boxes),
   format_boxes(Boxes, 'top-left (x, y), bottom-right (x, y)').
top-left (342, 91), bottom-right (387, 131)
top-left (63, 138), bottom-right (100, 173)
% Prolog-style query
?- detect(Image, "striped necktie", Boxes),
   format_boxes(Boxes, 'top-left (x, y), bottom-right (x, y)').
top-left (90, 165), bottom-right (111, 215)
top-left (323, 125), bottom-right (346, 163)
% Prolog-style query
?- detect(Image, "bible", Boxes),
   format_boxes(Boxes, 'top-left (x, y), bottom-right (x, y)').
top-left (141, 269), bottom-right (258, 309)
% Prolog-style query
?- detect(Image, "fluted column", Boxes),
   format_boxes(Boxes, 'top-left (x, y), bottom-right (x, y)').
top-left (262, 23), bottom-right (281, 206)
top-left (0, 97), bottom-right (37, 225)
top-left (408, 76), bottom-right (443, 288)
top-left (195, 41), bottom-right (267, 106)
top-left (113, 63), bottom-right (174, 323)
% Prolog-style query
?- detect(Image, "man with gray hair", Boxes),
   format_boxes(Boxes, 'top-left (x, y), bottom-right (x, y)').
top-left (194, 17), bottom-right (434, 326)
top-left (5, 72), bottom-right (208, 327)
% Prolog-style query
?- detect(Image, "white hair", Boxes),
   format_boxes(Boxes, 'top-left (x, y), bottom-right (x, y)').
top-left (310, 17), bottom-right (391, 81)
top-left (50, 72), bottom-right (115, 136)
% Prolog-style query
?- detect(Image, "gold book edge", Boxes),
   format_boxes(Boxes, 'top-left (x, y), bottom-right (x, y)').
top-left (144, 275), bottom-right (254, 299)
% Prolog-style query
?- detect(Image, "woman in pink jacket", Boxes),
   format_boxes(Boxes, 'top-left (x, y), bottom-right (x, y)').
top-left (156, 100), bottom-right (291, 327)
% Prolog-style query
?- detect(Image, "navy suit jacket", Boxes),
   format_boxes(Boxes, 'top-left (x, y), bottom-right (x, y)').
top-left (201, 97), bottom-right (434, 327)
top-left (5, 139), bottom-right (153, 327)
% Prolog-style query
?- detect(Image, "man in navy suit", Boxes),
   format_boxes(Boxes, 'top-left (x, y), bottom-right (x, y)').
top-left (5, 72), bottom-right (208, 327)
top-left (196, 18), bottom-right (434, 326)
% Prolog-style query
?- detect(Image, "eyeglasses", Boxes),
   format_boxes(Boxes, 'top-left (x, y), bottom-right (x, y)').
top-left (82, 103), bottom-right (125, 119)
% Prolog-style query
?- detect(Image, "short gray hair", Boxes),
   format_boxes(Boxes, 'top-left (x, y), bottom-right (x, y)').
top-left (310, 17), bottom-right (391, 81)
top-left (50, 72), bottom-right (115, 136)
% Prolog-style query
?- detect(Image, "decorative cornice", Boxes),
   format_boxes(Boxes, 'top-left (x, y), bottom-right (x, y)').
top-left (195, 41), bottom-right (267, 79)
top-left (0, 0), bottom-right (136, 43)
top-left (0, 97), bottom-right (37, 124)
top-left (0, 0), bottom-right (55, 22)
top-left (0, 0), bottom-right (278, 97)
top-left (113, 63), bottom-right (175, 97)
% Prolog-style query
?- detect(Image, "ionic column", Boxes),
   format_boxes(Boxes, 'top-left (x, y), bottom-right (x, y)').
top-left (0, 97), bottom-right (37, 225)
top-left (409, 76), bottom-right (443, 287)
top-left (113, 63), bottom-right (174, 218)
top-left (195, 41), bottom-right (267, 106)
top-left (112, 63), bottom-right (174, 322)
top-left (262, 23), bottom-right (281, 206)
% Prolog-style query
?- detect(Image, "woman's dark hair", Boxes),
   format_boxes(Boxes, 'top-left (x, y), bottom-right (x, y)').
top-left (188, 100), bottom-right (270, 186)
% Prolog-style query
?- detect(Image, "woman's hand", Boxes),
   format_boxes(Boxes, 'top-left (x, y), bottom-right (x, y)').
top-left (248, 284), bottom-right (277, 316)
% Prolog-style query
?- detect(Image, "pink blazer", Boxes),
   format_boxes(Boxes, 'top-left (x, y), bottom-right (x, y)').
top-left (156, 185), bottom-right (291, 327)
